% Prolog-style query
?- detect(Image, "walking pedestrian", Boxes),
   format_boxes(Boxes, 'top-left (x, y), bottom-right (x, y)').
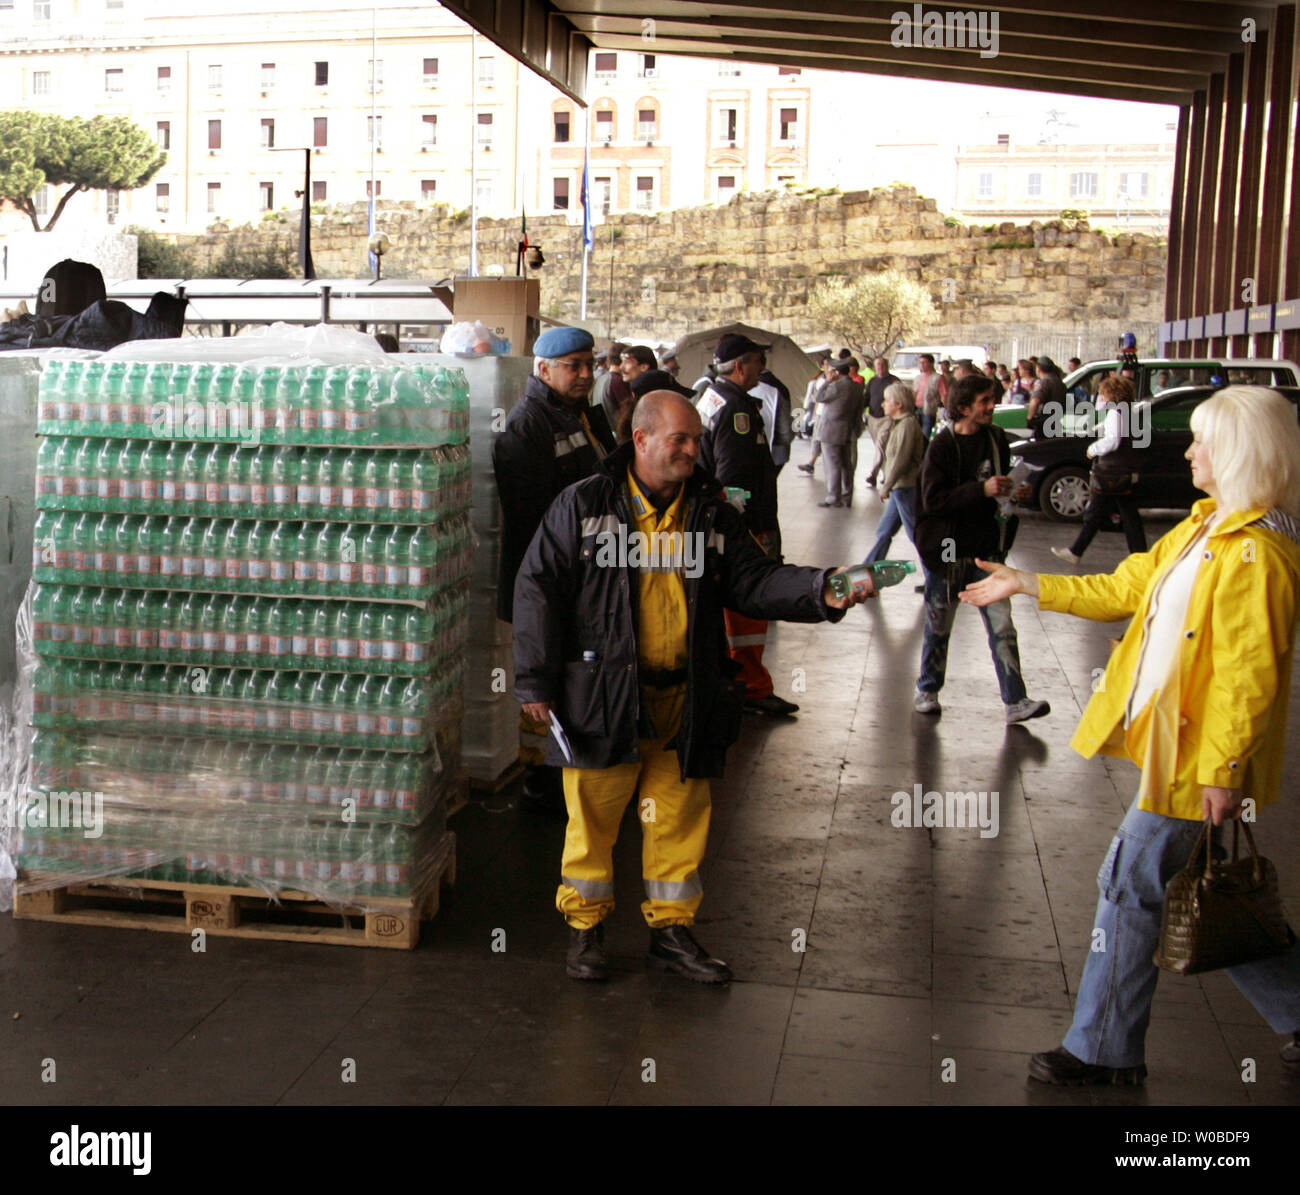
top-left (864, 356), bottom-right (899, 486)
top-left (815, 358), bottom-right (858, 508)
top-left (863, 382), bottom-right (925, 562)
top-left (914, 353), bottom-right (946, 440)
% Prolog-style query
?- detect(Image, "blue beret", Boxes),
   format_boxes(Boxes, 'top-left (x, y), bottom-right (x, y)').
top-left (534, 326), bottom-right (594, 357)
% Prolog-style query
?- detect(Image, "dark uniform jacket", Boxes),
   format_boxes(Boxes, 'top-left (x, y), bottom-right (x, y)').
top-left (815, 376), bottom-right (861, 445)
top-left (915, 423), bottom-right (1018, 568)
top-left (492, 374), bottom-right (616, 622)
top-left (696, 376), bottom-right (781, 546)
top-left (512, 442), bottom-right (844, 779)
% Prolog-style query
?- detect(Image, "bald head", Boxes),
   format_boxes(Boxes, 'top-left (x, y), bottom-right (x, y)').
top-left (631, 390), bottom-right (700, 437)
top-left (631, 391), bottom-right (703, 499)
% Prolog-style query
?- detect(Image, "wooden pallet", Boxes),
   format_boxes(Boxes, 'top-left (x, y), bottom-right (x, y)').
top-left (445, 768), bottom-right (471, 818)
top-left (13, 834), bottom-right (456, 951)
top-left (468, 758), bottom-right (524, 795)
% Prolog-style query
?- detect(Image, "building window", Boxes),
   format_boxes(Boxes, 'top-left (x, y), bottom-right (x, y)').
top-left (420, 179), bottom-right (436, 204)
top-left (261, 63), bottom-right (275, 91)
top-left (594, 176), bottom-right (611, 215)
top-left (778, 107), bottom-right (799, 142)
top-left (155, 183), bottom-right (170, 213)
top-left (593, 52), bottom-right (617, 78)
top-left (1070, 171), bottom-right (1098, 199)
top-left (157, 65), bottom-right (171, 91)
top-left (105, 190), bottom-right (119, 223)
top-left (315, 61), bottom-right (329, 86)
top-left (260, 119), bottom-right (275, 149)
top-left (778, 66), bottom-right (801, 76)
top-left (368, 59), bottom-right (383, 91)
top-left (421, 114), bottom-right (437, 149)
top-left (554, 110), bottom-right (570, 143)
top-left (206, 182), bottom-right (221, 213)
top-left (475, 178), bottom-right (492, 208)
top-left (105, 68), bottom-right (124, 92)
top-left (311, 180), bottom-right (326, 203)
top-left (476, 112), bottom-right (493, 147)
top-left (1027, 172), bottom-right (1042, 198)
top-left (477, 56), bottom-right (495, 86)
top-left (106, 0), bottom-right (122, 8)
top-left (34, 0), bottom-right (51, 19)
top-left (33, 186), bottom-right (50, 218)
top-left (634, 176), bottom-right (655, 211)
top-left (155, 121), bottom-right (170, 151)
top-left (996, 132), bottom-right (1010, 146)
top-left (313, 117), bottom-right (327, 148)
top-left (553, 177), bottom-right (570, 210)
top-left (207, 120), bottom-right (222, 151)
top-left (639, 53), bottom-right (657, 78)
top-left (595, 109), bottom-right (613, 141)
top-left (32, 70), bottom-right (50, 95)
top-left (365, 180), bottom-right (381, 199)
top-left (977, 171), bottom-right (993, 199)
top-left (717, 62), bottom-right (740, 76)
top-left (367, 115), bottom-right (383, 150)
top-left (717, 107), bottom-right (738, 144)
top-left (1118, 171), bottom-right (1149, 198)
top-left (637, 109), bottom-right (657, 141)
top-left (717, 175), bottom-right (736, 202)
top-left (208, 64), bottom-right (223, 91)
top-left (259, 181), bottom-right (273, 211)
top-left (423, 57), bottom-right (438, 85)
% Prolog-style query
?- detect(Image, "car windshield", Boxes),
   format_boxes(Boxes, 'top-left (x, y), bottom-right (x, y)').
top-left (893, 353), bottom-right (922, 371)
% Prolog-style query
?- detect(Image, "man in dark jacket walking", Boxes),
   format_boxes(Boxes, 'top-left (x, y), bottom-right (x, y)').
top-left (815, 358), bottom-right (860, 507)
top-left (513, 390), bottom-right (872, 983)
top-left (492, 326), bottom-right (616, 814)
top-left (695, 332), bottom-right (800, 716)
top-left (913, 374), bottom-right (1051, 724)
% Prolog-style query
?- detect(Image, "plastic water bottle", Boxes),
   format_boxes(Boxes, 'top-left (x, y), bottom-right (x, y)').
top-left (322, 367), bottom-right (347, 439)
top-left (333, 604), bottom-right (358, 671)
top-left (223, 520), bottom-right (248, 591)
top-left (383, 525), bottom-right (410, 598)
top-left (314, 524), bottom-right (340, 596)
top-left (403, 607), bottom-right (431, 670)
top-left (339, 449), bottom-right (363, 512)
top-left (269, 521), bottom-right (295, 589)
top-left (136, 515), bottom-right (161, 584)
top-left (158, 591), bottom-right (182, 656)
top-left (410, 452), bottom-right (436, 520)
top-left (315, 449), bottom-right (337, 516)
top-left (361, 524), bottom-right (386, 594)
top-left (70, 512), bottom-right (95, 579)
top-left (204, 443), bottom-right (230, 506)
top-left (293, 523), bottom-right (318, 591)
top-left (338, 524), bottom-right (361, 589)
top-left (139, 440), bottom-right (164, 508)
top-left (247, 519), bottom-right (271, 587)
top-left (343, 369), bottom-right (372, 439)
top-left (271, 446), bottom-right (298, 515)
top-left (828, 559), bottom-right (917, 601)
top-left (202, 519), bottom-right (229, 585)
top-left (157, 518), bottom-right (182, 582)
top-left (301, 367), bottom-right (326, 443)
top-left (227, 444), bottom-right (251, 515)
top-left (387, 451), bottom-right (412, 519)
top-left (356, 606), bottom-right (382, 667)
top-left (248, 444), bottom-right (271, 513)
top-left (264, 598), bottom-right (290, 661)
top-left (407, 525), bottom-right (433, 591)
top-left (275, 367), bottom-right (303, 443)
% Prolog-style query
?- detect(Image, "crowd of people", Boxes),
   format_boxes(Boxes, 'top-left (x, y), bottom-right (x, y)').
top-left (489, 324), bottom-right (1300, 1089)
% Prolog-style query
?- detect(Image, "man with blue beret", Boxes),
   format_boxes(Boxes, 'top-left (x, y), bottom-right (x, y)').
top-left (494, 326), bottom-right (617, 815)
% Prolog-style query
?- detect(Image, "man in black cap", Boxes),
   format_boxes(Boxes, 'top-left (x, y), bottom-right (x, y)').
top-left (494, 325), bottom-right (617, 815)
top-left (696, 332), bottom-right (799, 717)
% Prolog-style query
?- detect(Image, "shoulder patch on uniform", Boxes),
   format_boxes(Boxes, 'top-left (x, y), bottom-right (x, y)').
top-left (733, 412), bottom-right (750, 435)
top-left (697, 392), bottom-right (726, 425)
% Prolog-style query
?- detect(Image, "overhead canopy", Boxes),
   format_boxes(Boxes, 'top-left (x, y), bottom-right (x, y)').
top-left (671, 321), bottom-right (820, 388)
top-left (441, 1), bottom-right (1284, 107)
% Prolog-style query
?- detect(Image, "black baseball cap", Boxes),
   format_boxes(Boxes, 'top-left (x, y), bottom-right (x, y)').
top-left (631, 369), bottom-right (695, 399)
top-left (714, 332), bottom-right (771, 363)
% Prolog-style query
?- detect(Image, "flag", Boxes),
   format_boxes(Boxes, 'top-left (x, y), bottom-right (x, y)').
top-left (580, 152), bottom-right (594, 254)
top-left (367, 195), bottom-right (377, 276)
top-left (520, 205), bottom-right (529, 249)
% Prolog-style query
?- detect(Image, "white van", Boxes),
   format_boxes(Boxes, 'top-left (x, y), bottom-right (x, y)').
top-left (892, 345), bottom-right (988, 383)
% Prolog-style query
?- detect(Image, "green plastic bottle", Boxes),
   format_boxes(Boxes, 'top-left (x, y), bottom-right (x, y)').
top-left (227, 444), bottom-right (251, 516)
top-left (201, 593), bottom-right (224, 663)
top-left (356, 610), bottom-right (382, 669)
top-left (114, 515), bottom-right (138, 583)
top-left (290, 600), bottom-right (311, 659)
top-left (247, 518), bottom-right (272, 588)
top-left (138, 441), bottom-right (164, 509)
top-left (315, 448), bottom-right (338, 516)
top-left (332, 603), bottom-right (358, 671)
top-left (343, 369), bottom-right (372, 440)
top-left (294, 522), bottom-right (319, 592)
top-left (243, 596), bottom-right (266, 661)
top-left (202, 519), bottom-right (229, 586)
top-left (204, 442), bottom-right (230, 507)
top-left (247, 444), bottom-right (272, 513)
top-left (362, 452), bottom-right (388, 516)
top-left (322, 366), bottom-right (348, 441)
top-left (70, 512), bottom-right (95, 581)
top-left (315, 524), bottom-right (340, 596)
top-left (339, 449), bottom-right (364, 512)
top-left (271, 446), bottom-right (299, 516)
top-left (269, 521), bottom-right (295, 590)
top-left (300, 367), bottom-right (326, 443)
top-left (361, 524), bottom-right (386, 595)
top-left (274, 366), bottom-right (303, 444)
top-left (311, 602), bottom-right (333, 669)
top-left (223, 520), bottom-right (248, 592)
top-left (157, 591), bottom-right (182, 657)
top-left (296, 448), bottom-right (319, 511)
top-left (135, 515), bottom-right (161, 585)
top-left (68, 586), bottom-right (94, 653)
top-left (380, 606), bottom-right (403, 668)
top-left (179, 517), bottom-right (204, 582)
top-left (264, 597), bottom-right (289, 661)
top-left (180, 442), bottom-right (204, 507)
top-left (91, 514), bottom-right (115, 583)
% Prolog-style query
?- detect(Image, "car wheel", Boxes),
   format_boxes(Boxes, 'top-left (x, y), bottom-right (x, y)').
top-left (1039, 466), bottom-right (1092, 522)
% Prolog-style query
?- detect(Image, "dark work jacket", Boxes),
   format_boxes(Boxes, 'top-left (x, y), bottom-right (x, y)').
top-left (512, 442), bottom-right (844, 779)
top-left (492, 374), bottom-right (616, 622)
top-left (696, 376), bottom-right (781, 547)
top-left (915, 423), bottom-right (1017, 568)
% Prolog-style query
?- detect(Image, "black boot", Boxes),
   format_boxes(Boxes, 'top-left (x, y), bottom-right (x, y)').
top-left (519, 764), bottom-right (567, 821)
top-left (647, 925), bottom-right (732, 984)
top-left (566, 923), bottom-right (609, 981)
top-left (1028, 1046), bottom-right (1146, 1086)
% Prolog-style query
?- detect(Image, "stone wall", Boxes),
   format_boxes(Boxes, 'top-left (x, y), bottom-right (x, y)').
top-left (174, 186), bottom-right (1167, 359)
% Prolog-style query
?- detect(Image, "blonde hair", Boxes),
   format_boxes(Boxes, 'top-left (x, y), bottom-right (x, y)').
top-left (1189, 386), bottom-right (1300, 515)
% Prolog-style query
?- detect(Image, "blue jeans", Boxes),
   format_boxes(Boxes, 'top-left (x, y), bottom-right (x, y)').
top-left (864, 486), bottom-right (918, 563)
top-left (1064, 799), bottom-right (1300, 1067)
top-left (917, 559), bottom-right (1027, 704)
top-left (919, 411), bottom-right (935, 440)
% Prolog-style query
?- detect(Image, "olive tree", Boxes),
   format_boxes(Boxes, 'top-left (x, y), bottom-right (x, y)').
top-left (806, 271), bottom-right (938, 363)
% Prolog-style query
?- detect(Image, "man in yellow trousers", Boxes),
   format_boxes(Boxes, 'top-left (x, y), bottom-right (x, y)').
top-left (513, 391), bottom-right (872, 982)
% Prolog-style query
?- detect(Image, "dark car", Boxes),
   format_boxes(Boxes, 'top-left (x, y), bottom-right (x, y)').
top-left (1013, 385), bottom-right (1300, 522)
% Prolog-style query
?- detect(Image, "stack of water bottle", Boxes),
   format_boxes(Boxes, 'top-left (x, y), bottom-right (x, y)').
top-left (17, 355), bottom-right (472, 909)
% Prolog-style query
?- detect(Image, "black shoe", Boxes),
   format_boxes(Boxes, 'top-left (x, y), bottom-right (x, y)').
top-left (1028, 1046), bottom-right (1146, 1087)
top-left (566, 923), bottom-right (609, 981)
top-left (1282, 1032), bottom-right (1300, 1075)
top-left (744, 694), bottom-right (799, 717)
top-left (518, 765), bottom-right (568, 821)
top-left (797, 463), bottom-right (815, 474)
top-left (648, 925), bottom-right (732, 984)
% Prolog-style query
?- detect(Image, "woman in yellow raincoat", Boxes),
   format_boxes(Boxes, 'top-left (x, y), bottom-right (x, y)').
top-left (961, 386), bottom-right (1300, 1086)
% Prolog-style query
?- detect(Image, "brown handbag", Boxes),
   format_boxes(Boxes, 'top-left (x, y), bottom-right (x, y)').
top-left (1154, 818), bottom-right (1294, 975)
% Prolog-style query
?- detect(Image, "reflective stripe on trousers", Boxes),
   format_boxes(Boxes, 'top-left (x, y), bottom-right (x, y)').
top-left (723, 608), bottom-right (773, 699)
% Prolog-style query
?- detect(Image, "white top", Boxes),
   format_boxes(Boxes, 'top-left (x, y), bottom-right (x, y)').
top-left (1126, 523), bottom-right (1210, 725)
top-left (1088, 404), bottom-right (1123, 459)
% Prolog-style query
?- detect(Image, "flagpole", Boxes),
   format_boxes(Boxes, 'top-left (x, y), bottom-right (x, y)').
top-left (469, 30), bottom-right (478, 277)
top-left (580, 105), bottom-right (590, 319)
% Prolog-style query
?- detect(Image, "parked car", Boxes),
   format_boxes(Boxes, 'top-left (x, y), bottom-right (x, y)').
top-left (995, 358), bottom-right (1300, 437)
top-left (1012, 384), bottom-right (1300, 521)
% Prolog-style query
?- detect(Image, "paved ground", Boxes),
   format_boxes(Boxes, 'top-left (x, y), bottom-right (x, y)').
top-left (3, 436), bottom-right (1299, 1108)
